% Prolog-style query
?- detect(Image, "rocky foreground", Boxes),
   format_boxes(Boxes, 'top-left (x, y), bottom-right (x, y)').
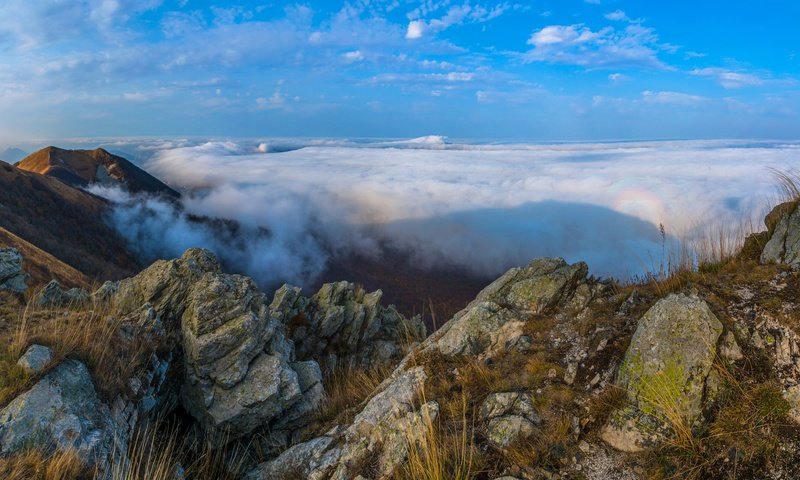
top-left (0, 198), bottom-right (799, 479)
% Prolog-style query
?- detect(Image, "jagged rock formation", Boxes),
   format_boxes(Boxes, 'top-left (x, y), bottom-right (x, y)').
top-left (0, 248), bottom-right (27, 292)
top-left (112, 248), bottom-right (322, 442)
top-left (247, 257), bottom-right (603, 480)
top-left (762, 200), bottom-right (800, 266)
top-left (16, 146), bottom-right (180, 198)
top-left (34, 279), bottom-right (90, 307)
top-left (601, 294), bottom-right (725, 452)
top-left (272, 281), bottom-right (425, 370)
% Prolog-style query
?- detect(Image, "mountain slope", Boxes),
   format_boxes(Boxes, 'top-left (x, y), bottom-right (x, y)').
top-left (0, 227), bottom-right (89, 289)
top-left (0, 161), bottom-right (140, 280)
top-left (16, 146), bottom-right (179, 198)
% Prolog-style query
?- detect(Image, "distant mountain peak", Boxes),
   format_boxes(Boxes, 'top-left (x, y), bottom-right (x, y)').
top-left (16, 146), bottom-right (179, 198)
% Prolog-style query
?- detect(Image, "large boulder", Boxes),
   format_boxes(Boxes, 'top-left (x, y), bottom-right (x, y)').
top-left (0, 360), bottom-right (123, 473)
top-left (0, 248), bottom-right (27, 293)
top-left (272, 281), bottom-right (425, 370)
top-left (761, 201), bottom-right (800, 266)
top-left (602, 294), bottom-right (724, 452)
top-left (112, 248), bottom-right (322, 442)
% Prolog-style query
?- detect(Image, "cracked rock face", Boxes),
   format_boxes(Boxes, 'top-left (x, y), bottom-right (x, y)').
top-left (272, 281), bottom-right (425, 371)
top-left (602, 293), bottom-right (724, 452)
top-left (113, 248), bottom-right (322, 442)
top-left (0, 248), bottom-right (27, 293)
top-left (762, 201), bottom-right (800, 266)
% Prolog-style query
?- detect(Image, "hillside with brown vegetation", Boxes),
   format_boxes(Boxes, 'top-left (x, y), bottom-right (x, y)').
top-left (0, 227), bottom-right (89, 289)
top-left (17, 146), bottom-right (179, 198)
top-left (0, 161), bottom-right (140, 281)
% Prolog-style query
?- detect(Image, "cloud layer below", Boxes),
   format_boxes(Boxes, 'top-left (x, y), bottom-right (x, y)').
top-left (91, 138), bottom-right (799, 288)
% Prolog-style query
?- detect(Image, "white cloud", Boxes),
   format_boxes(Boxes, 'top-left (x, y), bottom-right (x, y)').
top-left (608, 72), bottom-right (627, 83)
top-left (642, 90), bottom-right (706, 105)
top-left (125, 139), bottom-right (796, 285)
top-left (524, 24), bottom-right (668, 69)
top-left (406, 20), bottom-right (425, 39)
top-left (405, 3), bottom-right (510, 39)
top-left (690, 67), bottom-right (766, 89)
top-left (604, 10), bottom-right (638, 22)
top-left (342, 50), bottom-right (365, 62)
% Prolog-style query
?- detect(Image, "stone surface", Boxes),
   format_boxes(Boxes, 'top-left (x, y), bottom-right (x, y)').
top-left (16, 344), bottom-right (54, 374)
top-left (481, 392), bottom-right (541, 447)
top-left (425, 258), bottom-right (591, 359)
top-left (602, 294), bottom-right (723, 452)
top-left (112, 248), bottom-right (322, 442)
top-left (0, 360), bottom-right (123, 472)
top-left (761, 202), bottom-right (800, 265)
top-left (273, 281), bottom-right (426, 370)
top-left (34, 279), bottom-right (89, 307)
top-left (0, 248), bottom-right (27, 292)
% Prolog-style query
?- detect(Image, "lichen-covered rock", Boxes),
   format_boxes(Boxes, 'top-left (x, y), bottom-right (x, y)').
top-left (0, 248), bottom-right (27, 292)
top-left (16, 344), bottom-right (54, 374)
top-left (34, 279), bottom-right (89, 307)
top-left (0, 360), bottom-right (123, 473)
top-left (93, 280), bottom-right (119, 301)
top-left (602, 294), bottom-right (723, 452)
top-left (761, 201), bottom-right (800, 266)
top-left (112, 248), bottom-right (322, 442)
top-left (425, 258), bottom-right (591, 359)
top-left (273, 281), bottom-right (425, 370)
top-left (481, 392), bottom-right (541, 447)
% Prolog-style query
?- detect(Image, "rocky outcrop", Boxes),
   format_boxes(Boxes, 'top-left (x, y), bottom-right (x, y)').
top-left (247, 258), bottom-right (604, 480)
top-left (34, 279), bottom-right (89, 307)
top-left (272, 281), bottom-right (425, 371)
top-left (112, 248), bottom-right (322, 442)
top-left (424, 258), bottom-right (598, 359)
top-left (601, 294), bottom-right (724, 452)
top-left (481, 392), bottom-right (541, 448)
top-left (0, 360), bottom-right (124, 474)
top-left (762, 201), bottom-right (800, 266)
top-left (0, 248), bottom-right (27, 292)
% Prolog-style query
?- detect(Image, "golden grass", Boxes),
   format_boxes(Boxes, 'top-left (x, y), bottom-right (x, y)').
top-left (398, 392), bottom-right (484, 480)
top-left (307, 362), bottom-right (394, 437)
top-left (0, 449), bottom-right (90, 480)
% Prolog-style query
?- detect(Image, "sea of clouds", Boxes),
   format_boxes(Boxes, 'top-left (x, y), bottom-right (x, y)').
top-left (86, 137), bottom-right (799, 288)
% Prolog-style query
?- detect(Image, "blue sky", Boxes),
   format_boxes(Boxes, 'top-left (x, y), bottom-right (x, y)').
top-left (1, 0), bottom-right (798, 141)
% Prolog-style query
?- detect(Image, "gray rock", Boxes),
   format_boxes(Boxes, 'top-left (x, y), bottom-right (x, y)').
top-left (481, 392), bottom-right (541, 448)
top-left (0, 360), bottom-right (123, 473)
top-left (113, 249), bottom-right (322, 442)
top-left (93, 280), bottom-right (119, 301)
top-left (0, 248), bottom-right (27, 293)
top-left (34, 280), bottom-right (89, 307)
top-left (602, 294), bottom-right (723, 452)
top-left (244, 435), bottom-right (339, 480)
top-left (274, 281), bottom-right (426, 371)
top-left (425, 258), bottom-right (590, 359)
top-left (762, 203), bottom-right (800, 265)
top-left (17, 344), bottom-right (54, 374)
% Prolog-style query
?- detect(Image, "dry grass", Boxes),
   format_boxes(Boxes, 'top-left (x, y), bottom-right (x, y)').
top-left (398, 392), bottom-right (485, 480)
top-left (307, 362), bottom-right (395, 437)
top-left (0, 292), bottom-right (167, 406)
top-left (0, 449), bottom-right (90, 480)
